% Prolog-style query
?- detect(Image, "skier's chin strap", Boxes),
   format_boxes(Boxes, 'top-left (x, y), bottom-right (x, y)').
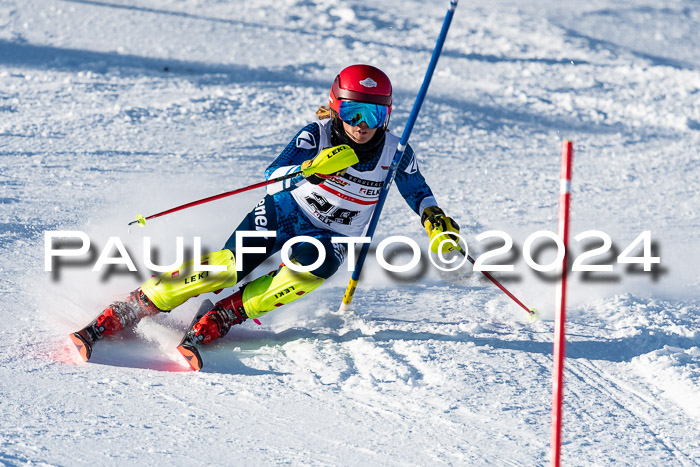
top-left (141, 249), bottom-right (239, 311)
top-left (241, 263), bottom-right (324, 320)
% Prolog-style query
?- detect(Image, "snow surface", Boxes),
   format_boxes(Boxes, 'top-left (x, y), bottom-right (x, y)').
top-left (1, 0), bottom-right (699, 465)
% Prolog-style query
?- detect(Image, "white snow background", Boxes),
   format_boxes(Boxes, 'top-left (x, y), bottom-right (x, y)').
top-left (1, 0), bottom-right (699, 465)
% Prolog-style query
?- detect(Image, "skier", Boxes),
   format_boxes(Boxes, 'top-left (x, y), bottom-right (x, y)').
top-left (70, 64), bottom-right (460, 368)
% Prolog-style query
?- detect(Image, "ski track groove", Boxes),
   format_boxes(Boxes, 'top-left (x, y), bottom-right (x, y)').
top-left (566, 358), bottom-right (697, 466)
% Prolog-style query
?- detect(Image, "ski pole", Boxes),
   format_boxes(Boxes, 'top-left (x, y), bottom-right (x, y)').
top-left (455, 246), bottom-right (538, 319)
top-left (128, 170), bottom-right (304, 226)
top-left (129, 144), bottom-right (359, 226)
top-left (340, 0), bottom-right (458, 311)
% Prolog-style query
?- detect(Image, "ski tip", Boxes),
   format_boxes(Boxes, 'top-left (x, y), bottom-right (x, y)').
top-left (69, 332), bottom-right (92, 362)
top-left (338, 302), bottom-right (351, 313)
top-left (177, 343), bottom-right (203, 371)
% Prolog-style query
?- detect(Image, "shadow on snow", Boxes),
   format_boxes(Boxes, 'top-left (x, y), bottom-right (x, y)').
top-left (62, 0), bottom-right (590, 67)
top-left (1, 37), bottom-right (631, 135)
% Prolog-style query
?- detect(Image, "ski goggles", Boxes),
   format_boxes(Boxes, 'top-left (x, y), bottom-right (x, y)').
top-left (337, 100), bottom-right (389, 129)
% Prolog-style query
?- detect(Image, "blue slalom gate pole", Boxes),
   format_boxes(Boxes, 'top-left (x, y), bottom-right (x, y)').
top-left (340, 0), bottom-right (458, 310)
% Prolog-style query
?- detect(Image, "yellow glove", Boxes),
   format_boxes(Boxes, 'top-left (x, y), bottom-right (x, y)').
top-left (422, 206), bottom-right (460, 254)
top-left (301, 145), bottom-right (358, 184)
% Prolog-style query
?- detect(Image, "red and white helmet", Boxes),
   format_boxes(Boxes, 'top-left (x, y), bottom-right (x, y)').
top-left (329, 64), bottom-right (392, 115)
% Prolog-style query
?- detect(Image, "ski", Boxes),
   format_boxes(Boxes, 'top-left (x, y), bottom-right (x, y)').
top-left (176, 299), bottom-right (214, 371)
top-left (69, 322), bottom-right (101, 362)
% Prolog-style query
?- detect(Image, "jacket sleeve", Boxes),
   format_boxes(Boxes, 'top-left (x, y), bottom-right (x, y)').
top-left (265, 123), bottom-right (320, 195)
top-left (394, 144), bottom-right (437, 215)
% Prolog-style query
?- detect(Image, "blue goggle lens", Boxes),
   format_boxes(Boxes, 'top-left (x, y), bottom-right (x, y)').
top-left (338, 100), bottom-right (388, 129)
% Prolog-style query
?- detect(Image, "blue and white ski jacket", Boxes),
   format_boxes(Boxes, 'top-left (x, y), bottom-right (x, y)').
top-left (266, 119), bottom-right (437, 237)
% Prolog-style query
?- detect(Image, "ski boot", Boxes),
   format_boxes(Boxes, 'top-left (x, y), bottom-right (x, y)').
top-left (69, 288), bottom-right (162, 361)
top-left (177, 289), bottom-right (248, 371)
top-left (71, 249), bottom-right (238, 362)
top-left (176, 264), bottom-right (324, 370)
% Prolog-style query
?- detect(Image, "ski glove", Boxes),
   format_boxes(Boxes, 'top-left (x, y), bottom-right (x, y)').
top-left (301, 145), bottom-right (358, 185)
top-left (422, 206), bottom-right (460, 255)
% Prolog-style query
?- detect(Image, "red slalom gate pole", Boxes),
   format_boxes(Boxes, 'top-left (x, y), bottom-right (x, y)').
top-left (551, 140), bottom-right (573, 466)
